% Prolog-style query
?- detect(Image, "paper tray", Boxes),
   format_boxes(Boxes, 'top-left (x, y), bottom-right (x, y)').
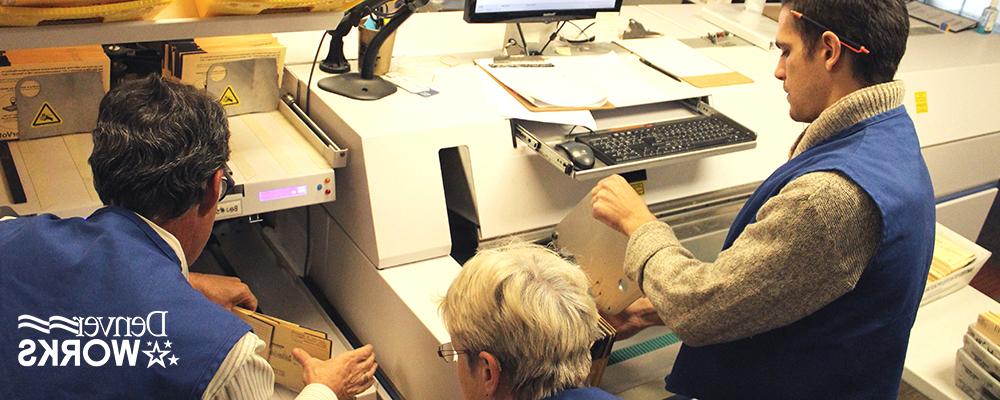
top-left (922, 223), bottom-right (993, 306)
top-left (956, 348), bottom-right (1000, 400)
top-left (0, 95), bottom-right (348, 219)
top-left (0, 0), bottom-right (170, 27)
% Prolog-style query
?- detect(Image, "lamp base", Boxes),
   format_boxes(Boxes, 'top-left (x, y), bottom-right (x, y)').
top-left (317, 73), bottom-right (397, 101)
top-left (319, 60), bottom-right (350, 74)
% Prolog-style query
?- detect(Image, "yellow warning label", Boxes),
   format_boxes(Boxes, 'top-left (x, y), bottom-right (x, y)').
top-left (630, 181), bottom-right (646, 195)
top-left (219, 86), bottom-right (240, 107)
top-left (915, 91), bottom-right (929, 114)
top-left (31, 102), bottom-right (62, 128)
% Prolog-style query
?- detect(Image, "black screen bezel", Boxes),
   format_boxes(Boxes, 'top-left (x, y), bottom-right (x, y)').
top-left (463, 0), bottom-right (624, 23)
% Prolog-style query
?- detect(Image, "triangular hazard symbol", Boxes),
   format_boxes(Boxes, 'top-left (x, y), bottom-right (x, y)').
top-left (219, 86), bottom-right (240, 107)
top-left (31, 102), bottom-right (62, 127)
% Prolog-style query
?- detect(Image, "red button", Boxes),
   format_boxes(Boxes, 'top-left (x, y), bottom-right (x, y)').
top-left (325, 189), bottom-right (332, 195)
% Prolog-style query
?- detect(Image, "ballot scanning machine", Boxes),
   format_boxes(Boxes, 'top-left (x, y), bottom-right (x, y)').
top-left (267, 5), bottom-right (1000, 399)
top-left (0, 87), bottom-right (346, 222)
top-left (272, 7), bottom-right (793, 399)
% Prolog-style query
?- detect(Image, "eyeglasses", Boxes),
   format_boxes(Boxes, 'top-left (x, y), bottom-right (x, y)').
top-left (219, 165), bottom-right (236, 202)
top-left (437, 342), bottom-right (475, 363)
top-left (790, 10), bottom-right (870, 55)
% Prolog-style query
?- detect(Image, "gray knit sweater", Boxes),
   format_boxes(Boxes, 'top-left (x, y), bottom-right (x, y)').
top-left (625, 81), bottom-right (906, 346)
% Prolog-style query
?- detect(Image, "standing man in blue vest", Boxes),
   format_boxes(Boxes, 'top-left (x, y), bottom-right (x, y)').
top-left (590, 0), bottom-right (934, 398)
top-left (0, 75), bottom-right (377, 400)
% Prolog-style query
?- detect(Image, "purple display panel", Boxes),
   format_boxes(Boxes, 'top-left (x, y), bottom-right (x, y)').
top-left (259, 185), bottom-right (308, 202)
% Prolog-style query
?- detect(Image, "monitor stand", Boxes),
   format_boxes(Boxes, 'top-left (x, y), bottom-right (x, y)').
top-left (501, 22), bottom-right (560, 56)
top-left (317, 74), bottom-right (396, 101)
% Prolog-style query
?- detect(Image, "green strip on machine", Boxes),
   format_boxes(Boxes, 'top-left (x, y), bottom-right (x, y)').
top-left (608, 332), bottom-right (681, 365)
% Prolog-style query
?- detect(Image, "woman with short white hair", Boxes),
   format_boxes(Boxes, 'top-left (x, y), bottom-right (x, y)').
top-left (439, 243), bottom-right (619, 400)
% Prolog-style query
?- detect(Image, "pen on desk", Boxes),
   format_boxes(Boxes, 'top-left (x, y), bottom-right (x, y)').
top-left (637, 58), bottom-right (682, 83)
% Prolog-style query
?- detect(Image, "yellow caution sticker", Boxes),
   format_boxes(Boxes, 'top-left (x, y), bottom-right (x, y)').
top-left (915, 91), bottom-right (929, 114)
top-left (219, 86), bottom-right (240, 107)
top-left (31, 102), bottom-right (62, 127)
top-left (630, 181), bottom-right (646, 195)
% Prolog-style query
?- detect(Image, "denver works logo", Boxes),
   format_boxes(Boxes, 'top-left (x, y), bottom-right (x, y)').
top-left (17, 311), bottom-right (179, 368)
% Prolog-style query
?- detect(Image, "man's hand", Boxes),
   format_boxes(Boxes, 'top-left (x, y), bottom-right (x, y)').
top-left (590, 175), bottom-right (657, 237)
top-left (602, 297), bottom-right (664, 341)
top-left (188, 272), bottom-right (258, 312)
top-left (294, 344), bottom-right (378, 400)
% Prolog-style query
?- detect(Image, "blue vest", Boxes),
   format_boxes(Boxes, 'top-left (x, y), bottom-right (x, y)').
top-left (544, 387), bottom-right (621, 400)
top-left (0, 207), bottom-right (249, 400)
top-left (666, 107), bottom-right (935, 399)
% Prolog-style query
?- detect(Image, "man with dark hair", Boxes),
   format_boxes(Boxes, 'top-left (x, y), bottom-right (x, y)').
top-left (590, 0), bottom-right (934, 398)
top-left (0, 75), bottom-right (376, 400)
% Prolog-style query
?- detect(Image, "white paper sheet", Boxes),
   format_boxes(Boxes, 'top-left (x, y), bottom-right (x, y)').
top-left (616, 36), bottom-right (734, 78)
top-left (479, 71), bottom-right (597, 129)
top-left (475, 56), bottom-right (611, 108)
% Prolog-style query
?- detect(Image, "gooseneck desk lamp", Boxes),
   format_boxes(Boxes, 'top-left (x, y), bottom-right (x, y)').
top-left (317, 0), bottom-right (428, 100)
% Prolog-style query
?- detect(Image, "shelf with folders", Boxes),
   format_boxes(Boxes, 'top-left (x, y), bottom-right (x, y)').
top-left (0, 0), bottom-right (352, 50)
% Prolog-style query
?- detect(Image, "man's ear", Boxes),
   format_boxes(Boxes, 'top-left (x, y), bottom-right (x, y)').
top-left (199, 169), bottom-right (223, 215)
top-left (477, 351), bottom-right (503, 397)
top-left (820, 31), bottom-right (845, 72)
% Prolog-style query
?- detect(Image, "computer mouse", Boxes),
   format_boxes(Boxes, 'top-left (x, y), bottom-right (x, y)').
top-left (555, 141), bottom-right (596, 170)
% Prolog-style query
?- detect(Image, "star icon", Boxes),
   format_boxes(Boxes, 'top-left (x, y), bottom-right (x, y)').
top-left (164, 340), bottom-right (172, 349)
top-left (143, 341), bottom-right (171, 369)
top-left (168, 354), bottom-right (180, 366)
top-left (146, 341), bottom-right (152, 347)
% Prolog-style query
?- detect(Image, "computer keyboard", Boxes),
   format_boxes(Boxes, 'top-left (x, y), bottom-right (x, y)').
top-left (575, 116), bottom-right (756, 165)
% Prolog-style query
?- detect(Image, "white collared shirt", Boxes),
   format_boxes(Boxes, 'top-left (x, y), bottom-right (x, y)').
top-left (137, 216), bottom-right (338, 400)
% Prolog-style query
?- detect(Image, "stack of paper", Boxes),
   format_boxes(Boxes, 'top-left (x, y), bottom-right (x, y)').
top-left (2, 0), bottom-right (131, 6)
top-left (922, 223), bottom-right (992, 306)
top-left (194, 0), bottom-right (359, 17)
top-left (929, 233), bottom-right (977, 282)
top-left (0, 0), bottom-right (169, 27)
top-left (162, 35), bottom-right (286, 90)
top-left (0, 46), bottom-right (109, 141)
top-left (586, 317), bottom-right (617, 387)
top-left (235, 308), bottom-right (333, 392)
top-left (615, 37), bottom-right (752, 88)
top-left (475, 56), bottom-right (612, 111)
top-left (977, 313), bottom-right (1000, 347)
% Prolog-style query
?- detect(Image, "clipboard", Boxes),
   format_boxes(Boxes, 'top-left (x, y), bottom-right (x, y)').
top-left (475, 57), bottom-right (616, 112)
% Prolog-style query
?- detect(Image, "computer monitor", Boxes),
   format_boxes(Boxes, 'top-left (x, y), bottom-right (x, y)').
top-left (464, 0), bottom-right (623, 24)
